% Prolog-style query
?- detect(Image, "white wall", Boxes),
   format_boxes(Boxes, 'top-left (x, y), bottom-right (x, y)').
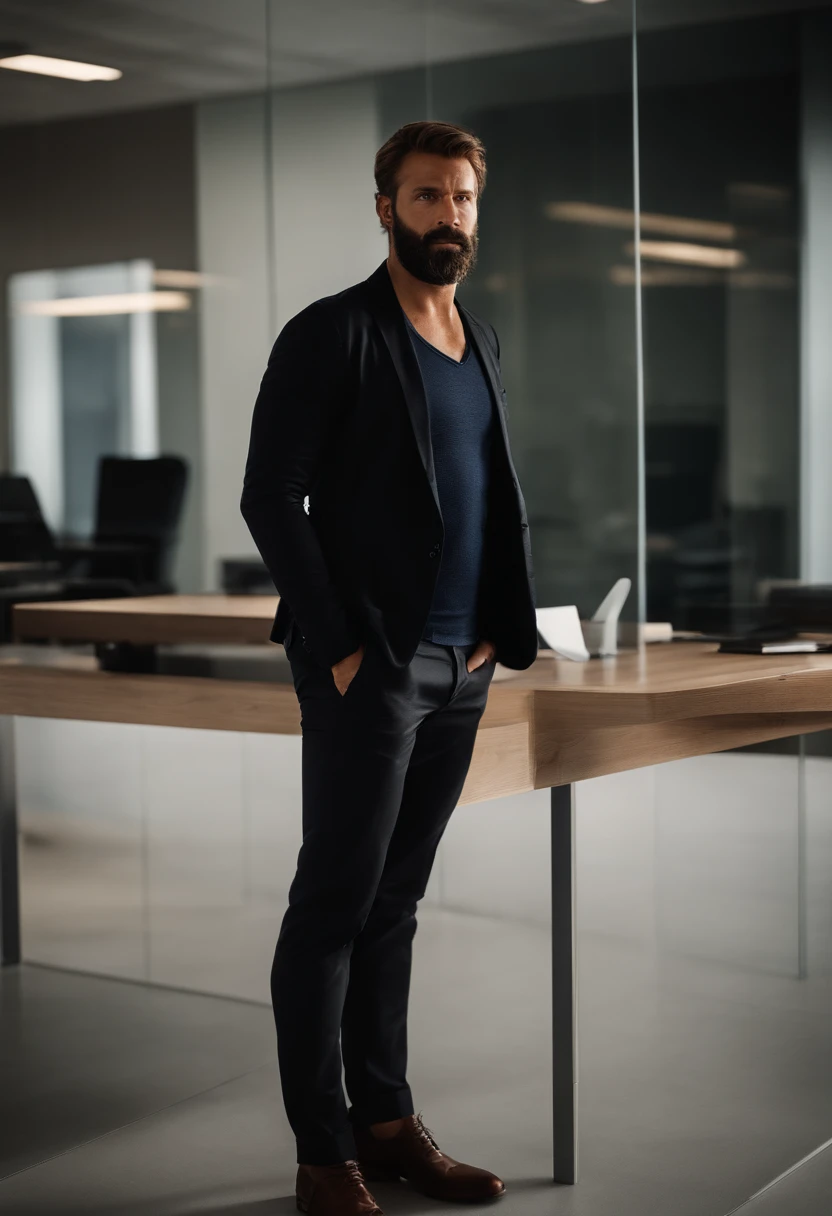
top-left (20, 715), bottom-right (832, 997)
top-left (440, 769), bottom-right (659, 948)
top-left (271, 80), bottom-right (383, 330)
top-left (442, 751), bottom-right (832, 984)
top-left (195, 80), bottom-right (382, 590)
top-left (195, 94), bottom-right (272, 591)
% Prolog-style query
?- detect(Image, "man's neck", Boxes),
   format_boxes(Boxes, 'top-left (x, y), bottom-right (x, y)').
top-left (386, 254), bottom-right (458, 324)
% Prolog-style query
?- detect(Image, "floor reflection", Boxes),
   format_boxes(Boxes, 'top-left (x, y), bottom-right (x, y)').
top-left (13, 721), bottom-right (832, 1212)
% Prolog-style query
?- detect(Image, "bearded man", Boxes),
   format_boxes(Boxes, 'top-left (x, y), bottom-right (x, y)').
top-left (241, 120), bottom-right (537, 1216)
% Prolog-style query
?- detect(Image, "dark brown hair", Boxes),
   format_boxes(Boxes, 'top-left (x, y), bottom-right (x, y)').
top-left (374, 121), bottom-right (487, 202)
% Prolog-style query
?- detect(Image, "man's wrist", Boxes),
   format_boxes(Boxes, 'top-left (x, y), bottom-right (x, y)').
top-left (321, 634), bottom-right (362, 669)
top-left (331, 643), bottom-right (362, 672)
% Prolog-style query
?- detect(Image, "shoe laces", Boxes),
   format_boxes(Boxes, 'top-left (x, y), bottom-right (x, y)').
top-left (413, 1112), bottom-right (441, 1154)
top-left (326, 1162), bottom-right (380, 1215)
top-left (330, 1160), bottom-right (369, 1193)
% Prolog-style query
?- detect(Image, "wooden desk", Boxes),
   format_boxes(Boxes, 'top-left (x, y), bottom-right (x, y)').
top-left (12, 593), bottom-right (275, 645)
top-left (0, 561), bottom-right (61, 588)
top-left (9, 595), bottom-right (832, 791)
top-left (4, 594), bottom-right (832, 1183)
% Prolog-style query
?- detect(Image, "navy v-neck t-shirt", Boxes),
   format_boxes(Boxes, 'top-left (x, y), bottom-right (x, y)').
top-left (405, 312), bottom-right (496, 647)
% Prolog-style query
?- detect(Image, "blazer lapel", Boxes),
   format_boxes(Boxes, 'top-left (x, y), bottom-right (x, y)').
top-left (364, 262), bottom-right (442, 517)
top-left (458, 304), bottom-right (518, 479)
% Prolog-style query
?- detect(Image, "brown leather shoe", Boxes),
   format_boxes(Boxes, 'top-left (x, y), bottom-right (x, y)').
top-left (295, 1161), bottom-right (383, 1215)
top-left (354, 1113), bottom-right (506, 1203)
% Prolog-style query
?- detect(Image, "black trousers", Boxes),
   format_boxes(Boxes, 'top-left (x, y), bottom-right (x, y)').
top-left (273, 626), bottom-right (496, 1165)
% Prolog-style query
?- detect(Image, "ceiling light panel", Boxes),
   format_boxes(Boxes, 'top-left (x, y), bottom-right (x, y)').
top-left (0, 54), bottom-right (122, 82)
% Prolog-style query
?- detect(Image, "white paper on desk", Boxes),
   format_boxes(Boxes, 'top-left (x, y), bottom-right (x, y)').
top-left (536, 605), bottom-right (591, 662)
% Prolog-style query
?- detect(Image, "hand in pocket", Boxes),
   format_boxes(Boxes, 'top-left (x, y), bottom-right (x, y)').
top-left (332, 644), bottom-right (365, 695)
top-left (466, 639), bottom-right (496, 673)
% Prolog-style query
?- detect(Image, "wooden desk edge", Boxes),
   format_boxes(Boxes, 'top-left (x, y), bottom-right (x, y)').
top-left (11, 606), bottom-right (274, 647)
top-left (2, 664), bottom-right (830, 796)
top-left (531, 665), bottom-right (832, 728)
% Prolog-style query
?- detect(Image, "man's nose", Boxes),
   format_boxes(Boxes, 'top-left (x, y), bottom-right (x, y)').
top-left (438, 197), bottom-right (462, 227)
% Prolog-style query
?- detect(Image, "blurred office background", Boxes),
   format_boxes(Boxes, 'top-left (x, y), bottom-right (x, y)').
top-left (2, 2), bottom-right (832, 1214)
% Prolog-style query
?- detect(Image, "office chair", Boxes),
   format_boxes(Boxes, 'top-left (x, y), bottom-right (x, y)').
top-left (0, 474), bottom-right (137, 644)
top-left (60, 456), bottom-right (189, 595)
top-left (0, 476), bottom-right (60, 567)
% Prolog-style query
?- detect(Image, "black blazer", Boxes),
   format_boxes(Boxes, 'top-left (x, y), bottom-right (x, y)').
top-left (240, 260), bottom-right (538, 671)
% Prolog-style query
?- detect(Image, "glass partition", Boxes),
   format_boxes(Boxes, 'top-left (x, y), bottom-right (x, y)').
top-left (638, 5), bottom-right (805, 631)
top-left (9, 260), bottom-right (160, 537)
top-left (425, 16), bottom-right (640, 619)
top-left (9, 2), bottom-right (832, 1212)
top-left (256, 0), bottom-right (643, 622)
top-left (11, 0), bottom-right (274, 981)
top-left (634, 2), bottom-right (832, 1208)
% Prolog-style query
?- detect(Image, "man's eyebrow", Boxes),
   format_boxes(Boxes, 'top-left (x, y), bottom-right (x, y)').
top-left (410, 185), bottom-right (475, 195)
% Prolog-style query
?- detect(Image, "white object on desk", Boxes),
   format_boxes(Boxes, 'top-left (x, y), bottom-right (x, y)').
top-left (536, 578), bottom-right (633, 662)
top-left (618, 620), bottom-right (673, 646)
top-left (535, 605), bottom-right (590, 662)
top-left (581, 577), bottom-right (632, 657)
top-left (761, 641), bottom-right (828, 654)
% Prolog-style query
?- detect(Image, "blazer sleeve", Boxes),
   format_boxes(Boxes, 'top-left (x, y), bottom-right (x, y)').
top-left (240, 303), bottom-right (361, 668)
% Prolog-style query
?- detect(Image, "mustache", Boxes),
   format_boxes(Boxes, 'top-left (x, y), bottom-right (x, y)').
top-left (425, 226), bottom-right (471, 249)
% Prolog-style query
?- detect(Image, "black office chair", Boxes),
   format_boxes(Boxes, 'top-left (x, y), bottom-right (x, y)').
top-left (60, 456), bottom-right (189, 595)
top-left (767, 584), bottom-right (832, 631)
top-left (0, 474), bottom-right (137, 643)
top-left (0, 476), bottom-right (60, 567)
top-left (220, 556), bottom-right (273, 594)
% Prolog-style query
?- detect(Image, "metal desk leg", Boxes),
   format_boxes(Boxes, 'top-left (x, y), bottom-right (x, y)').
top-left (0, 715), bottom-right (20, 966)
top-left (551, 782), bottom-right (577, 1183)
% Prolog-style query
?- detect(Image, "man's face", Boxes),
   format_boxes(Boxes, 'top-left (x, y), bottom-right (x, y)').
top-left (378, 152), bottom-right (479, 286)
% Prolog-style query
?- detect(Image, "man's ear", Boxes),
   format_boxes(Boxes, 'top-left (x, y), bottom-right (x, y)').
top-left (376, 193), bottom-right (393, 234)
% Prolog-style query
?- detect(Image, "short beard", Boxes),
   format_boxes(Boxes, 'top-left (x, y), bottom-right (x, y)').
top-left (390, 205), bottom-right (478, 286)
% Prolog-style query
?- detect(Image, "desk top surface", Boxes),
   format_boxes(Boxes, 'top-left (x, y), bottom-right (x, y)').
top-left (13, 593), bottom-right (275, 644)
top-left (5, 591), bottom-right (832, 789)
top-left (14, 594), bottom-right (270, 622)
top-left (497, 642), bottom-right (832, 693)
top-left (12, 593), bottom-right (832, 702)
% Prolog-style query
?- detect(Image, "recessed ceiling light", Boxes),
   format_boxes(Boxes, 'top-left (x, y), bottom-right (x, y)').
top-left (153, 269), bottom-right (226, 289)
top-left (611, 265), bottom-right (795, 289)
top-left (0, 54), bottom-right (122, 82)
top-left (17, 292), bottom-right (190, 317)
top-left (545, 201), bottom-right (737, 243)
top-left (625, 240), bottom-right (746, 269)
top-left (576, 0), bottom-right (611, 5)
top-left (611, 265), bottom-right (724, 287)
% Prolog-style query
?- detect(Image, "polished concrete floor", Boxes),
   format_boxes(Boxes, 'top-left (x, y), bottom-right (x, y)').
top-left (2, 905), bottom-right (832, 1215)
top-left (7, 718), bottom-right (832, 1212)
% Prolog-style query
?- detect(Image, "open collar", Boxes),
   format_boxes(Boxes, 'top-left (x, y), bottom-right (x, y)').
top-left (363, 260), bottom-right (513, 506)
